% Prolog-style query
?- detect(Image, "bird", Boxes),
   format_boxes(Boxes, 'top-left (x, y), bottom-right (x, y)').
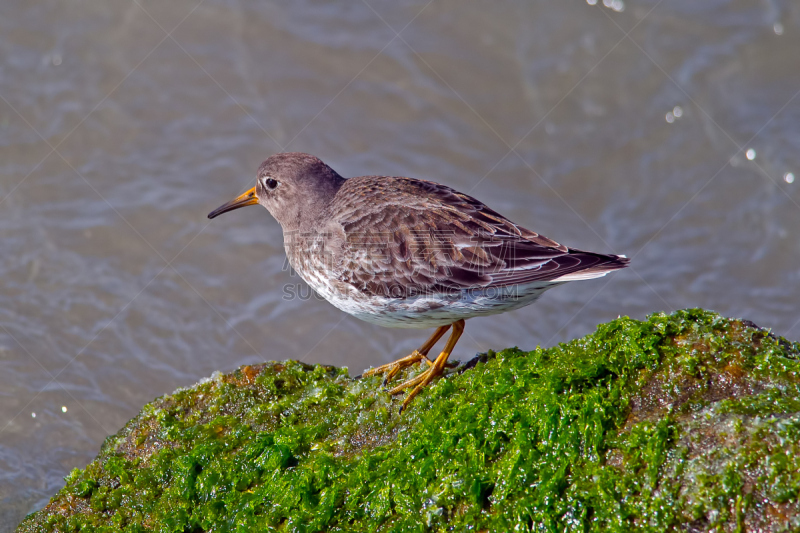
top-left (208, 152), bottom-right (629, 412)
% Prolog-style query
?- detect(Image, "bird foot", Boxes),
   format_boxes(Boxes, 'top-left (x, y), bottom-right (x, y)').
top-left (362, 350), bottom-right (433, 387)
top-left (362, 320), bottom-right (464, 414)
top-left (389, 355), bottom-right (450, 414)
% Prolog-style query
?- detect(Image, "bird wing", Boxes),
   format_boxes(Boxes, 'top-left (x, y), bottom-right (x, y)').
top-left (331, 176), bottom-right (628, 298)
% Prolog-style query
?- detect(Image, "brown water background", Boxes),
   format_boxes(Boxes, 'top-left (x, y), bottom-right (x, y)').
top-left (2, 0), bottom-right (799, 526)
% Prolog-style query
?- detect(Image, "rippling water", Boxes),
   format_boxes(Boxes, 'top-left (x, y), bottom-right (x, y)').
top-left (2, 0), bottom-right (799, 526)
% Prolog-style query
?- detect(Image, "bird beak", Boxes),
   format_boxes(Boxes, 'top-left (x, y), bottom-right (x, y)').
top-left (208, 187), bottom-right (258, 219)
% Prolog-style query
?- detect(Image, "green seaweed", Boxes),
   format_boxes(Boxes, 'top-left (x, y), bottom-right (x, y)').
top-left (16, 309), bottom-right (800, 532)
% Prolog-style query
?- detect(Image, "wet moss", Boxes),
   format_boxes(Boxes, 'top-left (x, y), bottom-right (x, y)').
top-left (16, 309), bottom-right (800, 532)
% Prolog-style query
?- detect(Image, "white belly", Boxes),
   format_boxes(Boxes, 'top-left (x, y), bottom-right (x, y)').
top-left (302, 268), bottom-right (559, 328)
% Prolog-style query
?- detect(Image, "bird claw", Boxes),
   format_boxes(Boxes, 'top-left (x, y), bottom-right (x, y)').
top-left (363, 349), bottom-right (429, 386)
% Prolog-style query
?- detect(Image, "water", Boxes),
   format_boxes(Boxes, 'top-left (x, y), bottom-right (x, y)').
top-left (1, 0), bottom-right (799, 527)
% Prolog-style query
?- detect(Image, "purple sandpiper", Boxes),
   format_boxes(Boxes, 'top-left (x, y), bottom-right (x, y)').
top-left (209, 152), bottom-right (629, 412)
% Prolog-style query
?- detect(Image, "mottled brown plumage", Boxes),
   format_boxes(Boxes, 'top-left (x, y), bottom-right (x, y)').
top-left (330, 174), bottom-right (626, 298)
top-left (209, 152), bottom-right (629, 412)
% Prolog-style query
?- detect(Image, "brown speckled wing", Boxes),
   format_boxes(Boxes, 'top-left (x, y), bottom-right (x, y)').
top-left (330, 176), bottom-right (627, 298)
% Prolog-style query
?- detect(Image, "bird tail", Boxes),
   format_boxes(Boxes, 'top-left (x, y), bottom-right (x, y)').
top-left (552, 253), bottom-right (630, 282)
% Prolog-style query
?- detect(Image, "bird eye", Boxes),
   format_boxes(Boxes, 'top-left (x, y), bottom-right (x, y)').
top-left (263, 177), bottom-right (278, 190)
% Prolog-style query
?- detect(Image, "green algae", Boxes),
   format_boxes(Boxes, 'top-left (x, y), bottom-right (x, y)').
top-left (16, 309), bottom-right (800, 532)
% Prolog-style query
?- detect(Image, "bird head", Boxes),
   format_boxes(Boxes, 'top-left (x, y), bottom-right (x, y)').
top-left (208, 152), bottom-right (345, 232)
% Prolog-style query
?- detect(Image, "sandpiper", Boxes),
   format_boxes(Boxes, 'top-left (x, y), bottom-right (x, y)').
top-left (209, 152), bottom-right (629, 412)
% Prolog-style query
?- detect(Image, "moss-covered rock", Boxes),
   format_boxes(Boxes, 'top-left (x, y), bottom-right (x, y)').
top-left (16, 309), bottom-right (800, 532)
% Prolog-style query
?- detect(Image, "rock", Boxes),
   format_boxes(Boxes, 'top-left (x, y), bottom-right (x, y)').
top-left (16, 309), bottom-right (800, 532)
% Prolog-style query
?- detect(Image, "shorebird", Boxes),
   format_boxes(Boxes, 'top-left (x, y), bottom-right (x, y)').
top-left (209, 152), bottom-right (629, 412)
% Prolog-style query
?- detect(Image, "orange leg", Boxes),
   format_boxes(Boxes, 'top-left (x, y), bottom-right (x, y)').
top-left (389, 319), bottom-right (465, 414)
top-left (362, 325), bottom-right (451, 386)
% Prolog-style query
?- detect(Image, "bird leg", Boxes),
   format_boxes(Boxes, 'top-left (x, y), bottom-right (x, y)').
top-left (362, 325), bottom-right (451, 386)
top-left (390, 319), bottom-right (465, 413)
